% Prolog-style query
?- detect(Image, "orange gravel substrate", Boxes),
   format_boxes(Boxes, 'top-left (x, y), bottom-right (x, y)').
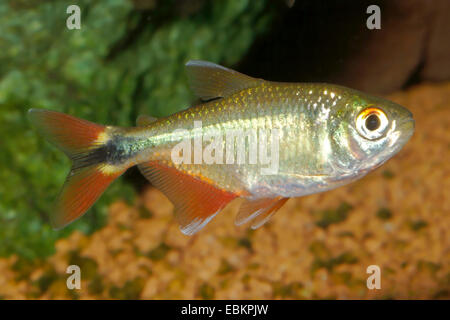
top-left (0, 82), bottom-right (449, 299)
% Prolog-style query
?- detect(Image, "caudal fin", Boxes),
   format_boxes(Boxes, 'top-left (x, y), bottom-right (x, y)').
top-left (28, 109), bottom-right (124, 229)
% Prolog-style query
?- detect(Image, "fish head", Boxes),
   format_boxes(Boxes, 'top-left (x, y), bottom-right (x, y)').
top-left (330, 88), bottom-right (415, 175)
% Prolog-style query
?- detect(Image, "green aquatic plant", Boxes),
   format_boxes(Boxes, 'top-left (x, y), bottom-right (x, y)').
top-left (0, 0), bottom-right (274, 258)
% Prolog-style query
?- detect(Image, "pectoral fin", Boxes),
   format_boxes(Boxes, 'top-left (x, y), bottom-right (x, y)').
top-left (235, 197), bottom-right (288, 229)
top-left (138, 162), bottom-right (238, 235)
top-left (185, 60), bottom-right (264, 101)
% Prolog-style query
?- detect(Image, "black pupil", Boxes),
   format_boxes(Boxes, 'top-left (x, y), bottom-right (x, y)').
top-left (365, 114), bottom-right (380, 131)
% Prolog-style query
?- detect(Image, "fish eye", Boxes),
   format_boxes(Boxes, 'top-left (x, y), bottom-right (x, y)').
top-left (355, 107), bottom-right (389, 140)
top-left (365, 114), bottom-right (380, 130)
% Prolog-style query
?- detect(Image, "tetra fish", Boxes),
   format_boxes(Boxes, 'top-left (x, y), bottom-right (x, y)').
top-left (28, 60), bottom-right (414, 234)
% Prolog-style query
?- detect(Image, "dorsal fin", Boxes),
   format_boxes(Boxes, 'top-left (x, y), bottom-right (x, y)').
top-left (185, 60), bottom-right (264, 101)
top-left (235, 197), bottom-right (288, 229)
top-left (136, 115), bottom-right (158, 126)
top-left (138, 161), bottom-right (238, 235)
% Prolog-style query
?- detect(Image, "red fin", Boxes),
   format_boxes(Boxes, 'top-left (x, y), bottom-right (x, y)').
top-left (53, 165), bottom-right (122, 228)
top-left (235, 197), bottom-right (288, 229)
top-left (28, 108), bottom-right (105, 156)
top-left (28, 109), bottom-right (125, 228)
top-left (138, 162), bottom-right (238, 235)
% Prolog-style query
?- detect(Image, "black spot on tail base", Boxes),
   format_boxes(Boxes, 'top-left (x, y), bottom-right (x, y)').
top-left (71, 145), bottom-right (108, 171)
top-left (72, 136), bottom-right (145, 170)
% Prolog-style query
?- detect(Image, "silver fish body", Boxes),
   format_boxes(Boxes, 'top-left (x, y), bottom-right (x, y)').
top-left (121, 82), bottom-right (414, 200)
top-left (29, 60), bottom-right (414, 233)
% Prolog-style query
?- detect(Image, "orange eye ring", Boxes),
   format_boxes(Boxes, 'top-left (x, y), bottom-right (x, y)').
top-left (355, 107), bottom-right (389, 140)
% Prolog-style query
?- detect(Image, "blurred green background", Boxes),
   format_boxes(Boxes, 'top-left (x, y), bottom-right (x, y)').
top-left (0, 0), bottom-right (275, 259)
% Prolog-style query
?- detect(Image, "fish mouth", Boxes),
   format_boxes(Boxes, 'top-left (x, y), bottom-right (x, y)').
top-left (398, 118), bottom-right (415, 141)
top-left (389, 117), bottom-right (414, 154)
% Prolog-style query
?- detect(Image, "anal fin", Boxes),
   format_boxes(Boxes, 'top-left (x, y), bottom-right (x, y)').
top-left (235, 197), bottom-right (288, 229)
top-left (138, 162), bottom-right (238, 235)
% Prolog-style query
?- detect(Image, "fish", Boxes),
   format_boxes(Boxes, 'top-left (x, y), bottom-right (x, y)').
top-left (28, 60), bottom-right (415, 234)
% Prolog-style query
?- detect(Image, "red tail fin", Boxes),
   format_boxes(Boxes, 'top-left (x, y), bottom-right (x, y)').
top-left (28, 109), bottom-right (125, 229)
top-left (53, 165), bottom-right (121, 228)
